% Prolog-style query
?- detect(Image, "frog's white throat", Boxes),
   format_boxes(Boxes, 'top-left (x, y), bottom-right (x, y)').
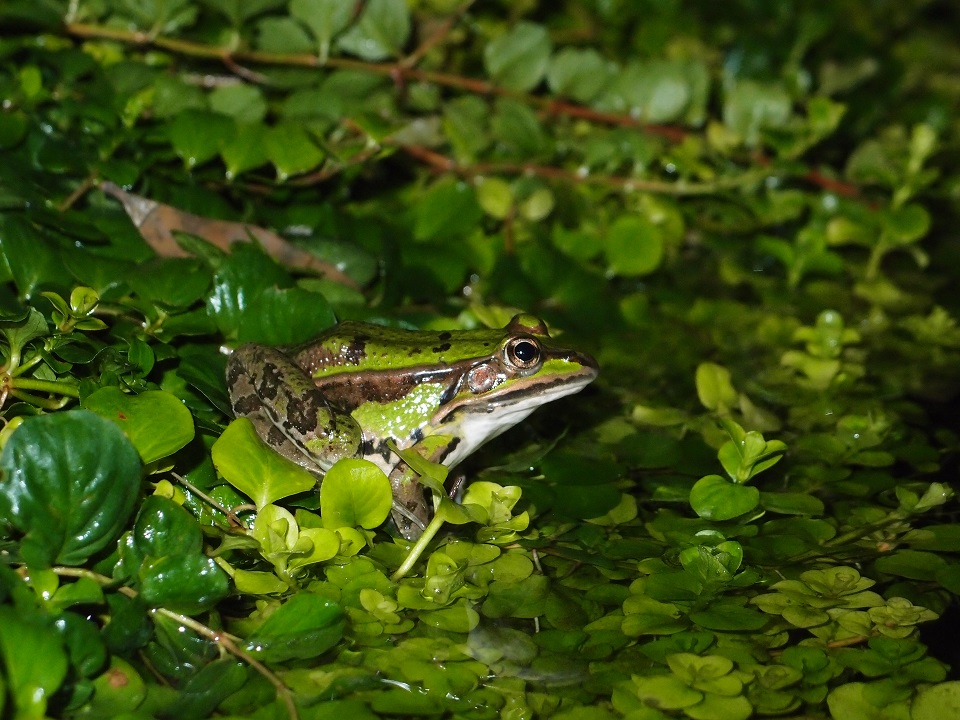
top-left (432, 379), bottom-right (592, 468)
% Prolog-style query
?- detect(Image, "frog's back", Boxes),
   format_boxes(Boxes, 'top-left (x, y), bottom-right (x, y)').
top-left (290, 321), bottom-right (506, 377)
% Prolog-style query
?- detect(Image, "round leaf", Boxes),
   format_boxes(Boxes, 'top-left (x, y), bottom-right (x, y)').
top-left (139, 554), bottom-right (229, 615)
top-left (484, 22), bottom-right (552, 92)
top-left (0, 410), bottom-right (141, 567)
top-left (133, 495), bottom-right (203, 558)
top-left (83, 387), bottom-right (195, 464)
top-left (605, 215), bottom-right (664, 276)
top-left (320, 458), bottom-right (393, 530)
top-left (689, 475), bottom-right (760, 521)
top-left (211, 418), bottom-right (317, 509)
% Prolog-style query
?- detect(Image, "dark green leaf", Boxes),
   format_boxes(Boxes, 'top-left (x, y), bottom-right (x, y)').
top-left (245, 593), bottom-right (344, 662)
top-left (139, 554), bottom-right (229, 614)
top-left (0, 410), bottom-right (141, 567)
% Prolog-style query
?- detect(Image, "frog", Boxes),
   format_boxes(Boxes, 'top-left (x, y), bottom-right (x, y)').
top-left (225, 313), bottom-right (598, 539)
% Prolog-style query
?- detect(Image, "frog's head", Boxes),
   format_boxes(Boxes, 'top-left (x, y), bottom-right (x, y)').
top-left (431, 314), bottom-right (598, 466)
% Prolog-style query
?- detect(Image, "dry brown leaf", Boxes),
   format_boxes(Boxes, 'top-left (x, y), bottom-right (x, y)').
top-left (102, 182), bottom-right (359, 289)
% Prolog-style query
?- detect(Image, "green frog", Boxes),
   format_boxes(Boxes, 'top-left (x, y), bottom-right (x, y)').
top-left (226, 314), bottom-right (598, 539)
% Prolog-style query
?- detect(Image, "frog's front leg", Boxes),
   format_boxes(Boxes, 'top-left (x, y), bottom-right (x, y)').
top-left (387, 435), bottom-right (461, 540)
top-left (227, 344), bottom-right (363, 473)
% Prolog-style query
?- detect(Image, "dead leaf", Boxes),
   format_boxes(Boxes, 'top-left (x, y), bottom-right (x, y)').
top-left (102, 182), bottom-right (360, 289)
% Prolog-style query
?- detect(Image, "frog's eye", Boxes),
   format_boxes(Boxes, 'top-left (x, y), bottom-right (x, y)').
top-left (505, 336), bottom-right (541, 369)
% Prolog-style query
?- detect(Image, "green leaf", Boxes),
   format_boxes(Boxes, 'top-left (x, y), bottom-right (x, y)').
top-left (265, 123), bottom-right (325, 181)
top-left (291, 0), bottom-right (354, 61)
top-left (139, 554), bottom-right (229, 615)
top-left (0, 608), bottom-right (68, 719)
top-left (912, 682), bottom-right (960, 720)
top-left (85, 657), bottom-right (146, 716)
top-left (0, 410), bottom-right (141, 567)
top-left (0, 307), bottom-right (47, 369)
top-left (629, 675), bottom-right (702, 709)
top-left (209, 84), bottom-right (267, 124)
top-left (689, 475), bottom-right (760, 521)
top-left (256, 15), bottom-right (315, 53)
top-left (337, 0), bottom-right (410, 61)
top-left (413, 177), bottom-right (484, 241)
top-left (83, 388), bottom-right (195, 464)
top-left (211, 418), bottom-right (317, 509)
top-left (320, 458), bottom-right (393, 530)
top-left (760, 491), bottom-right (825, 515)
top-left (484, 22), bottom-right (552, 92)
top-left (723, 81), bottom-right (792, 146)
top-left (167, 109), bottom-right (236, 168)
top-left (245, 593), bottom-right (344, 662)
top-left (695, 363), bottom-right (738, 412)
top-left (605, 215), bottom-right (664, 276)
top-left (221, 123), bottom-right (270, 180)
top-left (547, 48), bottom-right (612, 103)
top-left (235, 285), bottom-right (336, 346)
top-left (883, 204), bottom-right (930, 245)
top-left (475, 177), bottom-right (514, 219)
top-left (133, 495), bottom-right (202, 557)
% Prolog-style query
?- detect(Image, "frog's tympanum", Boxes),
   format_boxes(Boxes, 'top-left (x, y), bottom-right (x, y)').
top-left (226, 314), bottom-right (598, 539)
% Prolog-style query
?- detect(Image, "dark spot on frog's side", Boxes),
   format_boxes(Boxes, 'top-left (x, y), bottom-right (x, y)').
top-left (437, 331), bottom-right (452, 342)
top-left (342, 337), bottom-right (368, 365)
top-left (432, 342), bottom-right (451, 353)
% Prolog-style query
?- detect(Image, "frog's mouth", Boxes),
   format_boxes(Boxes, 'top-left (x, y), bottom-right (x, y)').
top-left (431, 351), bottom-right (598, 468)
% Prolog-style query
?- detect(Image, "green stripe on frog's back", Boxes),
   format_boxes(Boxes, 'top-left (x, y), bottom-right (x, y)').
top-left (290, 322), bottom-right (511, 376)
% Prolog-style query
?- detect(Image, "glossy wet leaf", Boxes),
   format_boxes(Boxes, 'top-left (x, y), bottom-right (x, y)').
top-left (320, 458), bottom-right (393, 530)
top-left (139, 554), bottom-right (229, 615)
top-left (84, 387), bottom-right (195, 464)
top-left (0, 608), bottom-right (68, 719)
top-left (0, 410), bottom-right (141, 567)
top-left (245, 592), bottom-right (345, 662)
top-left (211, 418), bottom-right (317, 508)
top-left (133, 495), bottom-right (203, 558)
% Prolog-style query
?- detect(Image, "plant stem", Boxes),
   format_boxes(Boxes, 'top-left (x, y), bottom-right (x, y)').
top-left (391, 512), bottom-right (445, 581)
top-left (10, 377), bottom-right (80, 398)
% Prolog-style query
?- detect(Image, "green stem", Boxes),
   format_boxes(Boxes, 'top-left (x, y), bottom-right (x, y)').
top-left (10, 377), bottom-right (80, 398)
top-left (391, 511), bottom-right (446, 581)
top-left (8, 389), bottom-right (73, 410)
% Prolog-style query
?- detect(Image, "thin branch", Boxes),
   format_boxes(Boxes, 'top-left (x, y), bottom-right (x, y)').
top-left (172, 472), bottom-right (247, 528)
top-left (402, 0), bottom-right (476, 68)
top-left (62, 22), bottom-right (863, 198)
top-left (50, 566), bottom-right (299, 720)
top-left (399, 144), bottom-right (771, 196)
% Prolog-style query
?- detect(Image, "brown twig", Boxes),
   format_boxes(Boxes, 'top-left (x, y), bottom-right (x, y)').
top-left (63, 22), bottom-right (863, 199)
top-left (399, 144), bottom-right (771, 196)
top-left (402, 0), bottom-right (476, 68)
